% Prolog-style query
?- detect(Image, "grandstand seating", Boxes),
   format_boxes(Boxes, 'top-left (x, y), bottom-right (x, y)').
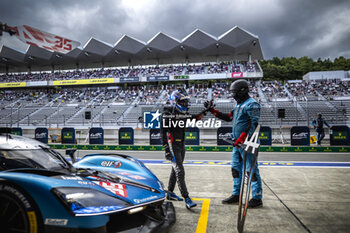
top-left (0, 79), bottom-right (349, 127)
top-left (0, 61), bottom-right (261, 83)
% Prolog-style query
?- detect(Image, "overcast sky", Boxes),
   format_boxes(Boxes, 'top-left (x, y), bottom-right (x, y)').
top-left (1, 0), bottom-right (350, 60)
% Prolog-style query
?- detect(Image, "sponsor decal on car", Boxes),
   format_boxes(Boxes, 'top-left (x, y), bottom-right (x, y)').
top-left (60, 176), bottom-right (83, 181)
top-left (100, 160), bottom-right (122, 168)
top-left (94, 181), bottom-right (128, 198)
top-left (77, 181), bottom-right (94, 186)
top-left (117, 171), bottom-right (147, 180)
top-left (133, 195), bottom-right (158, 204)
top-left (45, 218), bottom-right (68, 226)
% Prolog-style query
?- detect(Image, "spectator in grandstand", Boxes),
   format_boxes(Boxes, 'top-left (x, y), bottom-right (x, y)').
top-left (205, 79), bottom-right (263, 208)
top-left (161, 88), bottom-right (207, 209)
top-left (312, 114), bottom-right (330, 146)
top-left (0, 61), bottom-right (263, 83)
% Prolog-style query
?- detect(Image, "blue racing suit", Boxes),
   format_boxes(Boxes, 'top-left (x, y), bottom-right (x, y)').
top-left (211, 97), bottom-right (262, 199)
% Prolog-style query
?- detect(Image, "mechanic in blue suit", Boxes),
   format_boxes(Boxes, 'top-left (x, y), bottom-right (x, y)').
top-left (205, 79), bottom-right (263, 208)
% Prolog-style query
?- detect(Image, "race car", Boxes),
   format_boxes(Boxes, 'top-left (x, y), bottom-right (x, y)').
top-left (0, 132), bottom-right (175, 233)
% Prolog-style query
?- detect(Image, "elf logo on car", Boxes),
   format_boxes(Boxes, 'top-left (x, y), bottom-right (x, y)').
top-left (94, 181), bottom-right (128, 198)
top-left (101, 160), bottom-right (122, 168)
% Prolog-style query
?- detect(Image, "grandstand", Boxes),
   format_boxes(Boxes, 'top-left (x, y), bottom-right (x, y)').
top-left (1, 78), bottom-right (349, 128)
top-left (0, 24), bottom-right (349, 134)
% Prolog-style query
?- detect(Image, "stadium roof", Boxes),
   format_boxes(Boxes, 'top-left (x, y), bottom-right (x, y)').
top-left (0, 26), bottom-right (264, 73)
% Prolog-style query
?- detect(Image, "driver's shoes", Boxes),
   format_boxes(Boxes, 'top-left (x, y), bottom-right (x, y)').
top-left (248, 198), bottom-right (263, 208)
top-left (185, 197), bottom-right (197, 209)
top-left (167, 192), bottom-right (183, 201)
top-left (222, 194), bottom-right (239, 204)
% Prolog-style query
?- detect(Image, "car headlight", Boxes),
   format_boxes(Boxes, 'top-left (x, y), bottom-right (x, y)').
top-left (52, 187), bottom-right (131, 216)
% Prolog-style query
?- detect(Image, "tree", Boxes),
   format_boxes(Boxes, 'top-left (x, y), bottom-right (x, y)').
top-left (260, 56), bottom-right (350, 81)
top-left (333, 56), bottom-right (347, 70)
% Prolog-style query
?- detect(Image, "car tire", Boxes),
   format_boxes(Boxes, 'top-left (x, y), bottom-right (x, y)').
top-left (0, 182), bottom-right (43, 233)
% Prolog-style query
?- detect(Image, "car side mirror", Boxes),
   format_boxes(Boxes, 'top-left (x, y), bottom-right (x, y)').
top-left (66, 149), bottom-right (77, 163)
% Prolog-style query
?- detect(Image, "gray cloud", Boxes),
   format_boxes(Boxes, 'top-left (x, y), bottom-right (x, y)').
top-left (1, 0), bottom-right (349, 59)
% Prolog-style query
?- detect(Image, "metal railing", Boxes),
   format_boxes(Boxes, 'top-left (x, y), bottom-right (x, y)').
top-left (1, 100), bottom-right (348, 128)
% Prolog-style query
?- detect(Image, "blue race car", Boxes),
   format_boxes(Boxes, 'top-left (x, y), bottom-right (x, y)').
top-left (0, 132), bottom-right (175, 233)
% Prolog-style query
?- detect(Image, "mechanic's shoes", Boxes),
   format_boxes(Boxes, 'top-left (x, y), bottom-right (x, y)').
top-left (167, 192), bottom-right (183, 201)
top-left (185, 197), bottom-right (197, 209)
top-left (222, 195), bottom-right (239, 204)
top-left (248, 198), bottom-right (263, 208)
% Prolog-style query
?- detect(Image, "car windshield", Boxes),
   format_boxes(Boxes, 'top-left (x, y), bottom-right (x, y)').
top-left (0, 149), bottom-right (71, 171)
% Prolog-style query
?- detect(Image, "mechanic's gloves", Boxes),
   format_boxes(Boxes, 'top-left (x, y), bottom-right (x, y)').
top-left (164, 146), bottom-right (173, 161)
top-left (204, 100), bottom-right (214, 111)
top-left (195, 111), bottom-right (206, 120)
top-left (234, 132), bottom-right (247, 147)
top-left (204, 100), bottom-right (220, 116)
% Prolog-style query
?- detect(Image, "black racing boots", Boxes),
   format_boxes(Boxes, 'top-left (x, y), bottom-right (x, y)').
top-left (222, 195), bottom-right (239, 204)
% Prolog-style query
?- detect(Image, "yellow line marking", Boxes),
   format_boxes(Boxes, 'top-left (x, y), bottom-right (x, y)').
top-left (193, 198), bottom-right (211, 233)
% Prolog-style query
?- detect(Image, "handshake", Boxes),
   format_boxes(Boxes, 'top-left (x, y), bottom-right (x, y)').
top-left (203, 99), bottom-right (215, 112)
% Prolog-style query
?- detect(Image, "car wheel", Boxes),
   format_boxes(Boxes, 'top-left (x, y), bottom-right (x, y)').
top-left (0, 182), bottom-right (43, 233)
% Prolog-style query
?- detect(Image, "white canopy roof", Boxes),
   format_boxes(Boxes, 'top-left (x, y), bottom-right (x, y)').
top-left (0, 26), bottom-right (264, 73)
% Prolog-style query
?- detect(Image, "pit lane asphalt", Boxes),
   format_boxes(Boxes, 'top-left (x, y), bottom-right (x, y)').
top-left (57, 150), bottom-right (350, 233)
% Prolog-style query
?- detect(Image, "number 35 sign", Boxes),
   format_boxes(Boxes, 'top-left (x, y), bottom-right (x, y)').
top-left (12, 25), bottom-right (80, 54)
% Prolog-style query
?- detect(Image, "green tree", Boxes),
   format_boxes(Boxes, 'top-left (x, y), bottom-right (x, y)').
top-left (333, 56), bottom-right (347, 70)
top-left (260, 56), bottom-right (349, 81)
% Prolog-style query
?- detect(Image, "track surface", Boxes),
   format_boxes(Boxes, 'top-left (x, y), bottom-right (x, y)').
top-left (57, 149), bottom-right (350, 233)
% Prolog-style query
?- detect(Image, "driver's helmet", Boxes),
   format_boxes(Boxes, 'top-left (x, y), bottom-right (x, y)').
top-left (169, 88), bottom-right (190, 113)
